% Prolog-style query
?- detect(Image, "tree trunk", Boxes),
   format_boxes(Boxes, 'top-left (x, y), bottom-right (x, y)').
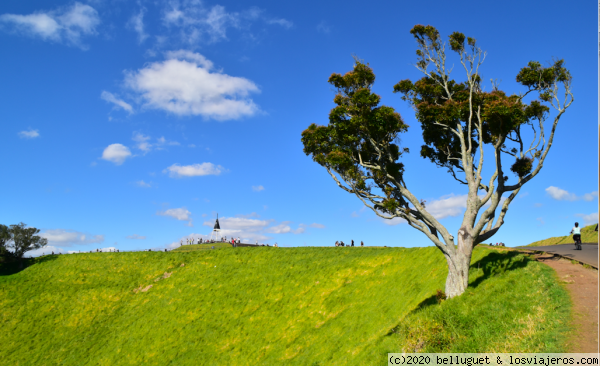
top-left (444, 235), bottom-right (473, 298)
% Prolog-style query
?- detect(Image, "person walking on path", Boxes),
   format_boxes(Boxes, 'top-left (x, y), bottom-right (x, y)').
top-left (570, 222), bottom-right (582, 250)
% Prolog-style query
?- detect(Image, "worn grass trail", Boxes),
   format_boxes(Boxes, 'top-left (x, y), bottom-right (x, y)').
top-left (0, 247), bottom-right (570, 365)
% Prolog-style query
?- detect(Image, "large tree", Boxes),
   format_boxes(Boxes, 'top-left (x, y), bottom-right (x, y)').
top-left (301, 25), bottom-right (573, 298)
top-left (5, 223), bottom-right (48, 268)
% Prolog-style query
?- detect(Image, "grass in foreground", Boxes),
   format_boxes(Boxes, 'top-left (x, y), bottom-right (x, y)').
top-left (0, 246), bottom-right (570, 365)
top-left (526, 224), bottom-right (598, 246)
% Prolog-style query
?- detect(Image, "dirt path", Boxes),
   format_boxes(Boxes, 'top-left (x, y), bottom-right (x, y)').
top-left (535, 256), bottom-right (599, 352)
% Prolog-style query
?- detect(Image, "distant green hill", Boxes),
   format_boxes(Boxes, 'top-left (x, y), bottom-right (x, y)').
top-left (0, 247), bottom-right (570, 364)
top-left (526, 224), bottom-right (598, 246)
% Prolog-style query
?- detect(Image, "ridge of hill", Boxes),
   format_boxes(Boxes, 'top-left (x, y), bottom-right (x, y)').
top-left (526, 224), bottom-right (598, 246)
top-left (0, 247), bottom-right (570, 364)
top-left (171, 242), bottom-right (232, 251)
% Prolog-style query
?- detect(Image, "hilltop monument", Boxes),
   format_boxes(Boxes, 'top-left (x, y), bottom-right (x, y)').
top-left (209, 214), bottom-right (221, 242)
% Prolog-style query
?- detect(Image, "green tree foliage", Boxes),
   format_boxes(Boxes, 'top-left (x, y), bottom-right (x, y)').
top-left (0, 224), bottom-right (10, 260)
top-left (302, 59), bottom-right (410, 214)
top-left (301, 25), bottom-right (573, 298)
top-left (4, 222), bottom-right (48, 267)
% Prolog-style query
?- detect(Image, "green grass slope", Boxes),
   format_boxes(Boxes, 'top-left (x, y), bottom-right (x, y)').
top-left (526, 224), bottom-right (598, 246)
top-left (171, 242), bottom-right (232, 251)
top-left (0, 247), bottom-right (570, 365)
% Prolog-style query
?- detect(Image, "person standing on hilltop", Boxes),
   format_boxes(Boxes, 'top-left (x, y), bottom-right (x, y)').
top-left (361, 241), bottom-right (364, 247)
top-left (351, 240), bottom-right (354, 247)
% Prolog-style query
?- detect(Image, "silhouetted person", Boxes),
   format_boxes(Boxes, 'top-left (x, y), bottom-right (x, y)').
top-left (361, 241), bottom-right (364, 247)
top-left (351, 240), bottom-right (354, 247)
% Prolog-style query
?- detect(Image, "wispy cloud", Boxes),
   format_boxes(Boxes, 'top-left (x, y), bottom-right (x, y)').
top-left (252, 185), bottom-right (264, 192)
top-left (164, 163), bottom-right (225, 178)
top-left (316, 20), bottom-right (331, 34)
top-left (267, 18), bottom-right (293, 29)
top-left (127, 7), bottom-right (148, 44)
top-left (132, 132), bottom-right (179, 154)
top-left (161, 2), bottom-right (292, 45)
top-left (0, 2), bottom-right (100, 49)
top-left (101, 91), bottom-right (133, 113)
top-left (40, 228), bottom-right (104, 247)
top-left (135, 180), bottom-right (151, 188)
top-left (18, 129), bottom-right (40, 139)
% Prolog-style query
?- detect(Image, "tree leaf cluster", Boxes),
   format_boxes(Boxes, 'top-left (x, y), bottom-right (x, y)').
top-left (0, 222), bottom-right (47, 264)
top-left (301, 61), bottom-right (410, 213)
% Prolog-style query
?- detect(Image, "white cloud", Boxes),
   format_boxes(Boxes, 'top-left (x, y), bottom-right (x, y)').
top-left (426, 194), bottom-right (468, 219)
top-left (0, 2), bottom-right (100, 48)
top-left (126, 234), bottom-right (146, 240)
top-left (546, 186), bottom-right (598, 202)
top-left (101, 143), bottom-right (132, 165)
top-left (309, 223), bottom-right (325, 229)
top-left (382, 217), bottom-right (407, 226)
top-left (135, 180), bottom-right (151, 188)
top-left (40, 229), bottom-right (104, 247)
top-left (575, 213), bottom-right (598, 226)
top-left (265, 222), bottom-right (292, 234)
top-left (157, 207), bottom-right (193, 226)
top-left (18, 129), bottom-right (40, 139)
top-left (545, 186), bottom-right (577, 201)
top-left (536, 217), bottom-right (545, 225)
top-left (101, 91), bottom-right (133, 113)
top-left (124, 51), bottom-right (260, 120)
top-left (127, 7), bottom-right (148, 44)
top-left (252, 185), bottom-right (264, 192)
top-left (164, 163), bottom-right (225, 178)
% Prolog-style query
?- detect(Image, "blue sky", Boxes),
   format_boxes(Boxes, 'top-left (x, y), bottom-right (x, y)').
top-left (1, 0), bottom-right (597, 255)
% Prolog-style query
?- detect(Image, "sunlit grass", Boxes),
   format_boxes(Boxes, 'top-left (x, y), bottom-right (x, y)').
top-left (171, 242), bottom-right (232, 251)
top-left (0, 246), bottom-right (570, 365)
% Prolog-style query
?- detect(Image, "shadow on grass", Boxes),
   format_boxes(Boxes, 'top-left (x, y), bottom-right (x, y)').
top-left (0, 255), bottom-right (58, 276)
top-left (411, 251), bottom-right (531, 313)
top-left (386, 251), bottom-right (532, 337)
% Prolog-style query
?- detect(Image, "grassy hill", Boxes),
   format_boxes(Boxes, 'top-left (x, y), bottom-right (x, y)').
top-left (171, 242), bottom-right (232, 251)
top-left (526, 224), bottom-right (598, 246)
top-left (0, 246), bottom-right (570, 364)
